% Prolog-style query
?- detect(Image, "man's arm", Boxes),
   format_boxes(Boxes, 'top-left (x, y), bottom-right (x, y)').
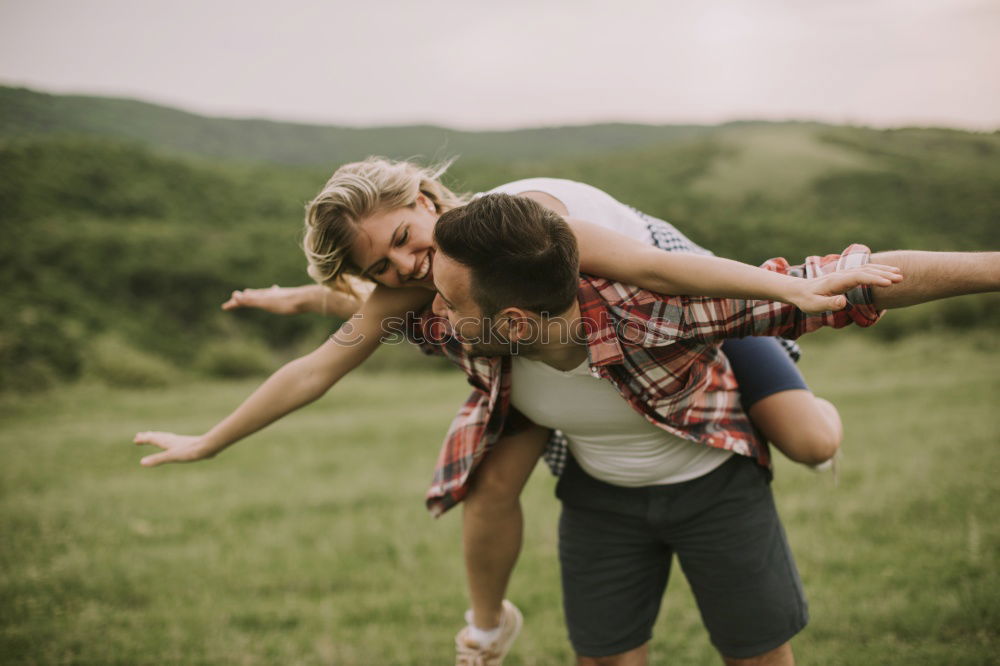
top-left (869, 251), bottom-right (1000, 309)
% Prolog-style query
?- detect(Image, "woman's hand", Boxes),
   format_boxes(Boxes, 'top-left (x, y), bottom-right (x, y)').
top-left (221, 281), bottom-right (374, 318)
top-left (788, 263), bottom-right (904, 313)
top-left (221, 284), bottom-right (313, 315)
top-left (132, 431), bottom-right (214, 467)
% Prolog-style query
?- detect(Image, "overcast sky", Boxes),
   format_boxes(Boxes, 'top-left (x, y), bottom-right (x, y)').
top-left (2, 0), bottom-right (998, 130)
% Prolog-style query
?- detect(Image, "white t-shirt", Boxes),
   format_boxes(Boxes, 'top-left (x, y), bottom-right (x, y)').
top-left (510, 356), bottom-right (732, 486)
top-left (489, 178), bottom-right (732, 486)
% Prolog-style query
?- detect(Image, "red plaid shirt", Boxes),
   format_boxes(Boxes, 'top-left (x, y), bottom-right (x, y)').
top-left (409, 244), bottom-right (882, 516)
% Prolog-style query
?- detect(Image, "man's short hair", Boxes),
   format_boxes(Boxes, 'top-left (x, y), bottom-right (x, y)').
top-left (434, 193), bottom-right (580, 316)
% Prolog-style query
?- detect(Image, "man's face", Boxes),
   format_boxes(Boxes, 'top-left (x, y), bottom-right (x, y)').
top-left (430, 251), bottom-right (513, 357)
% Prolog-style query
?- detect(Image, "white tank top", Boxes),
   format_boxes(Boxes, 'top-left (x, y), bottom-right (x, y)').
top-left (490, 178), bottom-right (731, 486)
top-left (487, 177), bottom-right (710, 255)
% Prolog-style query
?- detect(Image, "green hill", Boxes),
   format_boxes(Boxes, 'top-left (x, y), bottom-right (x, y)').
top-left (0, 86), bottom-right (713, 166)
top-left (1, 88), bottom-right (998, 393)
top-left (692, 123), bottom-right (879, 199)
top-left (449, 124), bottom-right (1000, 263)
top-left (0, 137), bottom-right (327, 391)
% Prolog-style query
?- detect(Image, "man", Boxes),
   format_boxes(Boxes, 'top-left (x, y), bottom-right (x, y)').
top-left (410, 193), bottom-right (998, 665)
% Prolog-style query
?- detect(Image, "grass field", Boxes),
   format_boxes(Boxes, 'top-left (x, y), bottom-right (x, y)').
top-left (1, 333), bottom-right (998, 665)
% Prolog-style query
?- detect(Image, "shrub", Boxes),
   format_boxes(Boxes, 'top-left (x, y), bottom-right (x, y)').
top-left (194, 337), bottom-right (276, 378)
top-left (85, 334), bottom-right (180, 388)
top-left (0, 306), bottom-right (86, 393)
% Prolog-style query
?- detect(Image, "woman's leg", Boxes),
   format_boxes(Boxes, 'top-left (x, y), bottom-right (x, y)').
top-left (747, 392), bottom-right (841, 466)
top-left (721, 337), bottom-right (841, 466)
top-left (462, 423), bottom-right (549, 629)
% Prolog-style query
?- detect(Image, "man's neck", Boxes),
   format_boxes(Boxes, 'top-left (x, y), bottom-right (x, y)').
top-left (518, 302), bottom-right (589, 371)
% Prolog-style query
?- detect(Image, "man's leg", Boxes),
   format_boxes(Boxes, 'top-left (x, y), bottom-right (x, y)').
top-left (578, 643), bottom-right (649, 666)
top-left (556, 459), bottom-right (672, 664)
top-left (722, 642), bottom-right (794, 666)
top-left (748, 392), bottom-right (841, 466)
top-left (671, 456), bottom-right (807, 665)
top-left (462, 424), bottom-right (548, 629)
top-left (573, 625), bottom-right (794, 664)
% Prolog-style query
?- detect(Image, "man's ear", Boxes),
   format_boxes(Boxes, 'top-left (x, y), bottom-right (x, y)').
top-left (498, 307), bottom-right (540, 345)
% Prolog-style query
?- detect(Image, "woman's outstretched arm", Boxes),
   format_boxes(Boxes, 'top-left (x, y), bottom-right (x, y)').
top-left (221, 277), bottom-right (376, 318)
top-left (134, 286), bottom-right (433, 466)
top-left (565, 217), bottom-right (903, 313)
top-left (511, 190), bottom-right (902, 314)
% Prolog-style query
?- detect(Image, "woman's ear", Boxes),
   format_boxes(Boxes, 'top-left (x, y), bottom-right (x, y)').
top-left (415, 192), bottom-right (437, 213)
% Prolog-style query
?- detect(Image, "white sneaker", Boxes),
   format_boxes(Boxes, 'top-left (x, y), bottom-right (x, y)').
top-left (455, 600), bottom-right (523, 666)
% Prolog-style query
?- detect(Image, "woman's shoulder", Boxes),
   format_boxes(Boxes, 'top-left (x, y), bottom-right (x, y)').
top-left (485, 177), bottom-right (591, 196)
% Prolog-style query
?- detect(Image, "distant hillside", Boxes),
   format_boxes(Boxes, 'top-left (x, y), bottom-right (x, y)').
top-left (448, 124), bottom-right (1000, 263)
top-left (691, 123), bottom-right (879, 199)
top-left (0, 137), bottom-right (326, 392)
top-left (0, 85), bottom-right (716, 165)
top-left (1, 89), bottom-right (998, 393)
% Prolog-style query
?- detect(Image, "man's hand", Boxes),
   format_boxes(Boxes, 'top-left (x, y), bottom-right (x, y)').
top-left (132, 432), bottom-right (214, 467)
top-left (789, 263), bottom-right (903, 313)
top-left (221, 284), bottom-right (308, 315)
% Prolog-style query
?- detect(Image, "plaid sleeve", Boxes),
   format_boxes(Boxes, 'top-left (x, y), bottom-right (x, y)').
top-left (616, 244), bottom-right (883, 345)
top-left (759, 244), bottom-right (881, 315)
top-left (685, 244), bottom-right (883, 342)
top-left (639, 211), bottom-right (801, 362)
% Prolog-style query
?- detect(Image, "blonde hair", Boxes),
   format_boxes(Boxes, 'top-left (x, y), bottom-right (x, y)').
top-left (303, 157), bottom-right (468, 292)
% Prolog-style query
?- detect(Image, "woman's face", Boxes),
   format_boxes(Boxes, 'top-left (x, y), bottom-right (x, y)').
top-left (350, 194), bottom-right (439, 290)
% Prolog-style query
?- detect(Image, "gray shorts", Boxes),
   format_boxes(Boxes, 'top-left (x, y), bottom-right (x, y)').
top-left (556, 454), bottom-right (808, 659)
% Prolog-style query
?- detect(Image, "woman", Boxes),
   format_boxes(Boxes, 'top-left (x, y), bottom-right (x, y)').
top-left (135, 158), bottom-right (899, 660)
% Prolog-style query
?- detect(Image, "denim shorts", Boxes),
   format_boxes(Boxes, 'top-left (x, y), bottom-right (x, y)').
top-left (721, 336), bottom-right (809, 410)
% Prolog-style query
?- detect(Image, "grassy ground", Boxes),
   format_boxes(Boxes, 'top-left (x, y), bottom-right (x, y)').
top-left (1, 333), bottom-right (998, 665)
